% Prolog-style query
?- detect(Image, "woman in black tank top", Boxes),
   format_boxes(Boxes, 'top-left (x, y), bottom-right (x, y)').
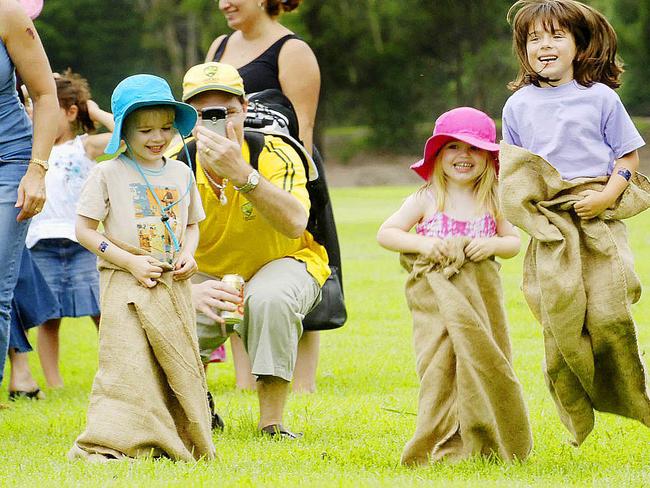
top-left (212, 33), bottom-right (297, 94)
top-left (207, 0), bottom-right (322, 393)
top-left (206, 0), bottom-right (320, 152)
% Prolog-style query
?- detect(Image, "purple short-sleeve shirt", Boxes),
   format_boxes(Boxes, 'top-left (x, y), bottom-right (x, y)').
top-left (502, 81), bottom-right (645, 180)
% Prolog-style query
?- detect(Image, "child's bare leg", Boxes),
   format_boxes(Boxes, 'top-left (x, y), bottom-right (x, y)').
top-left (230, 334), bottom-right (256, 390)
top-left (37, 318), bottom-right (63, 388)
top-left (8, 349), bottom-right (41, 394)
top-left (292, 331), bottom-right (319, 393)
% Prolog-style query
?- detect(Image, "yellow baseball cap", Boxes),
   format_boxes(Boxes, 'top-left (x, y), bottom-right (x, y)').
top-left (182, 62), bottom-right (245, 102)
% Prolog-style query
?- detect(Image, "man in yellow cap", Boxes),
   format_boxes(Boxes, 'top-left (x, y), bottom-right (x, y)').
top-left (169, 62), bottom-right (329, 438)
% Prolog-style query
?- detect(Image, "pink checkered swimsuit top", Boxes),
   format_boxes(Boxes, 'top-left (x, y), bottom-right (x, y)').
top-left (415, 212), bottom-right (497, 239)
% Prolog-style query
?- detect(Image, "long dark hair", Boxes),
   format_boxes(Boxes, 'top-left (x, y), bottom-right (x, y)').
top-left (507, 0), bottom-right (623, 91)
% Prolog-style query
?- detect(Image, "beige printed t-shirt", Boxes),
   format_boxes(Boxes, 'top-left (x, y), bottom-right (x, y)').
top-left (77, 156), bottom-right (205, 266)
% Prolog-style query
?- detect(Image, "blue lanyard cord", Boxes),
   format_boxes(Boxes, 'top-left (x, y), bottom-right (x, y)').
top-left (122, 143), bottom-right (194, 253)
top-left (180, 133), bottom-right (194, 175)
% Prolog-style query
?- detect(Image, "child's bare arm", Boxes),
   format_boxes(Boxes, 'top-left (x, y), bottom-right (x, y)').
top-left (465, 218), bottom-right (520, 262)
top-left (377, 193), bottom-right (448, 259)
top-left (181, 223), bottom-right (199, 256)
top-left (493, 218), bottom-right (521, 258)
top-left (87, 99), bottom-right (115, 132)
top-left (173, 223), bottom-right (199, 281)
top-left (83, 100), bottom-right (114, 160)
top-left (76, 215), bottom-right (163, 287)
top-left (575, 150), bottom-right (640, 219)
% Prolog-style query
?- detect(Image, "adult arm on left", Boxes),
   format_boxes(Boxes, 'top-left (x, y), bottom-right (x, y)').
top-left (1, 2), bottom-right (58, 221)
top-left (278, 39), bottom-right (320, 154)
top-left (574, 150), bottom-right (640, 219)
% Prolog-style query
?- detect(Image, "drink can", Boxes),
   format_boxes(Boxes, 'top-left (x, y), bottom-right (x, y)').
top-left (221, 274), bottom-right (245, 325)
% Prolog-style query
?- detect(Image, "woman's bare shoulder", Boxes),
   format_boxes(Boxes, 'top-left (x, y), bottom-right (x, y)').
top-left (280, 36), bottom-right (316, 58)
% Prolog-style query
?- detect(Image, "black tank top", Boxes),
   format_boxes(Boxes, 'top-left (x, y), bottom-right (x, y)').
top-left (212, 33), bottom-right (298, 94)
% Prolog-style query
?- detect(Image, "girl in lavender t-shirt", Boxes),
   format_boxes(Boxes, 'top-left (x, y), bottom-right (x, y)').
top-left (501, 0), bottom-right (650, 443)
top-left (502, 0), bottom-right (644, 218)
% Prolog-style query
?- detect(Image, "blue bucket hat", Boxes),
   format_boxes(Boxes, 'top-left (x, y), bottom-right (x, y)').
top-left (105, 74), bottom-right (198, 154)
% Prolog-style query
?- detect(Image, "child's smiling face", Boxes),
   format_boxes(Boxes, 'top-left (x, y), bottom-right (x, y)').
top-left (124, 107), bottom-right (175, 167)
top-left (437, 140), bottom-right (489, 187)
top-left (526, 19), bottom-right (577, 87)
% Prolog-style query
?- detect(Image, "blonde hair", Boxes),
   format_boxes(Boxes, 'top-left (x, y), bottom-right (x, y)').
top-left (124, 106), bottom-right (175, 139)
top-left (507, 0), bottom-right (623, 91)
top-left (423, 143), bottom-right (500, 218)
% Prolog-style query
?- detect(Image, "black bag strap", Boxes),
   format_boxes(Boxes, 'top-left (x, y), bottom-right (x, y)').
top-left (244, 131), bottom-right (266, 171)
top-left (174, 138), bottom-right (197, 174)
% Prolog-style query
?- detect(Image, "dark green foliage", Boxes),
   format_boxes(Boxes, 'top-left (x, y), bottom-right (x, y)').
top-left (35, 1), bottom-right (150, 109)
top-left (614, 0), bottom-right (650, 114)
top-left (32, 0), bottom-right (649, 148)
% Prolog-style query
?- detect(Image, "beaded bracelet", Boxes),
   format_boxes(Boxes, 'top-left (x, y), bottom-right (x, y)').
top-left (29, 158), bottom-right (49, 171)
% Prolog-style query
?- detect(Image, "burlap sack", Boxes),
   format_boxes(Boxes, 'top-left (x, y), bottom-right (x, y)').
top-left (499, 142), bottom-right (650, 445)
top-left (69, 243), bottom-right (215, 462)
top-left (400, 238), bottom-right (532, 466)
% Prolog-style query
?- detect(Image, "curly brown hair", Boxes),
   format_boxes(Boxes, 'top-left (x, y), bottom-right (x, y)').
top-left (56, 69), bottom-right (95, 134)
top-left (507, 0), bottom-right (623, 91)
top-left (265, 0), bottom-right (301, 17)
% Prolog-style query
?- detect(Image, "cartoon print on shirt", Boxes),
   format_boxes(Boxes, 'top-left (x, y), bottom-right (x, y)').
top-left (130, 183), bottom-right (179, 263)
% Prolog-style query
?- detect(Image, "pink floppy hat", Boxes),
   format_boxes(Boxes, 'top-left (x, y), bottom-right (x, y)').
top-left (410, 107), bottom-right (500, 181)
top-left (19, 0), bottom-right (44, 20)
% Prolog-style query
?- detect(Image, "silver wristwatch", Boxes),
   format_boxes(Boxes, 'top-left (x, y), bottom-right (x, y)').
top-left (234, 168), bottom-right (261, 194)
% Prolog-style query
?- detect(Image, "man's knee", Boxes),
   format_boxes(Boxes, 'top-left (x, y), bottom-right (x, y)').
top-left (245, 286), bottom-right (299, 319)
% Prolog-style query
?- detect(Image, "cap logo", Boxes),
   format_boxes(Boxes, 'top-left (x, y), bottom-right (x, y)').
top-left (203, 65), bottom-right (219, 79)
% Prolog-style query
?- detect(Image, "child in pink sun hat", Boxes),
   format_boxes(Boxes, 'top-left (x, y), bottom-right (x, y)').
top-left (393, 107), bottom-right (506, 245)
top-left (377, 107), bottom-right (531, 465)
top-left (410, 106), bottom-right (500, 181)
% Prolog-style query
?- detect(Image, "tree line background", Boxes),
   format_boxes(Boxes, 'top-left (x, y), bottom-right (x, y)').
top-left (34, 0), bottom-right (650, 152)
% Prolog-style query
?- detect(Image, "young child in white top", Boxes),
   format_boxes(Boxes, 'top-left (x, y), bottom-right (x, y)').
top-left (26, 70), bottom-right (113, 388)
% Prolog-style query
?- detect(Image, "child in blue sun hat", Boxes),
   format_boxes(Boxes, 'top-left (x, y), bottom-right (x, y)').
top-left (69, 74), bottom-right (215, 462)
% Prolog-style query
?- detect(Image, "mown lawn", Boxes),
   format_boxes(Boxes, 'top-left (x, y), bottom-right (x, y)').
top-left (1, 186), bottom-right (649, 487)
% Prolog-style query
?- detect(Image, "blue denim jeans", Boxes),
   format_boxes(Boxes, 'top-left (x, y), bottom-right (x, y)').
top-left (0, 161), bottom-right (30, 385)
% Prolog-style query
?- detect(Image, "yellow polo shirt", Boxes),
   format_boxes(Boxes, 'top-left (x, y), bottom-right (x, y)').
top-left (168, 135), bottom-right (329, 285)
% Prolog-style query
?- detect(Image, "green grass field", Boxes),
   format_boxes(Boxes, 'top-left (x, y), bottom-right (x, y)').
top-left (2, 186), bottom-right (650, 487)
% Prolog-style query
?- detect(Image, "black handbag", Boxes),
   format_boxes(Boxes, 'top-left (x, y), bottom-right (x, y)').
top-left (303, 265), bottom-right (346, 331)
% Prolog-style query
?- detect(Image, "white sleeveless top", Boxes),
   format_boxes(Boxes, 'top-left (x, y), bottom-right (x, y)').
top-left (26, 135), bottom-right (95, 248)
